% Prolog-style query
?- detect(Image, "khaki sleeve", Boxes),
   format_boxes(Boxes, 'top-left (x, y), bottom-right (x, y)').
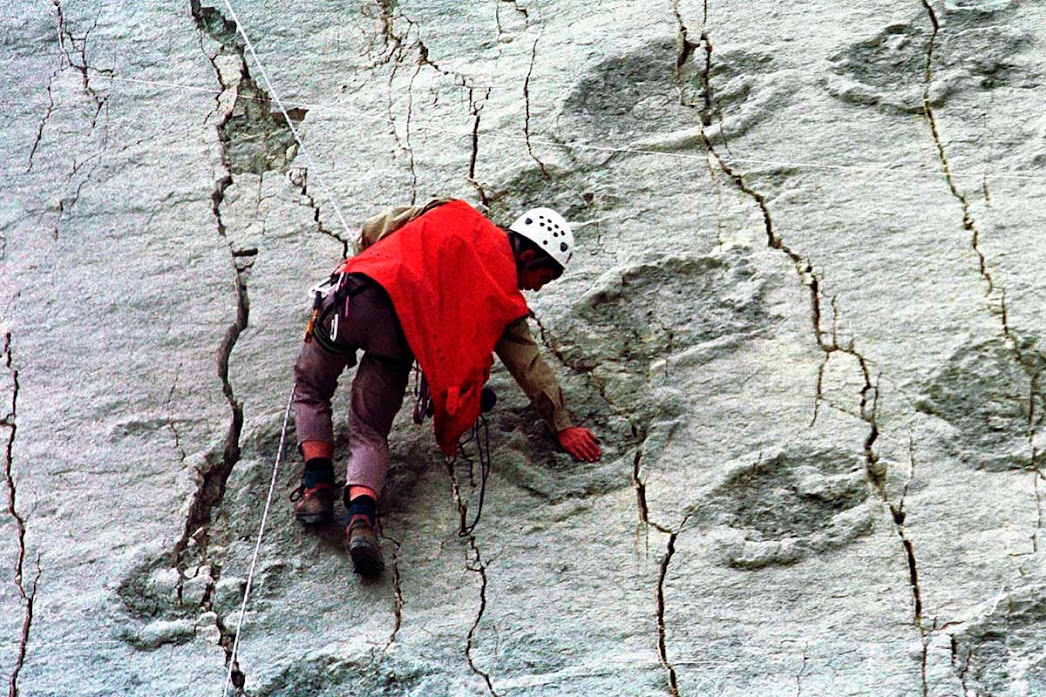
top-left (354, 198), bottom-right (452, 253)
top-left (494, 317), bottom-right (574, 433)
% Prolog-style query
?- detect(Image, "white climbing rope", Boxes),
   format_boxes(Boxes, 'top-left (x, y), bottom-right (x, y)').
top-left (220, 0), bottom-right (355, 238)
top-left (220, 384), bottom-right (295, 697)
top-left (208, 6), bottom-right (351, 693)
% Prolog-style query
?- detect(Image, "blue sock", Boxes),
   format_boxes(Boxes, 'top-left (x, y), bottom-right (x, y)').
top-left (347, 495), bottom-right (377, 527)
top-left (302, 458), bottom-right (334, 489)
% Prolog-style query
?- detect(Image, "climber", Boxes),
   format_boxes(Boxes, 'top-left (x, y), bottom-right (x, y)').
top-left (290, 199), bottom-right (602, 577)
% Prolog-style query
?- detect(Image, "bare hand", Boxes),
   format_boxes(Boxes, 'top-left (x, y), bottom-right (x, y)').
top-left (557, 427), bottom-right (602, 462)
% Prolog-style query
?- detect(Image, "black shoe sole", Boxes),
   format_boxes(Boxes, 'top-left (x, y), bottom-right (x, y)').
top-left (295, 512), bottom-right (333, 526)
top-left (348, 542), bottom-right (385, 577)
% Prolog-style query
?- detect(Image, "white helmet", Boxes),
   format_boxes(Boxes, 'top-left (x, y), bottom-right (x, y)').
top-left (508, 207), bottom-right (574, 270)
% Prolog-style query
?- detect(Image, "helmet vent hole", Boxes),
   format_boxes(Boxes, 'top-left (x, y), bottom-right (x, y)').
top-left (561, 242), bottom-right (568, 252)
top-left (525, 218), bottom-right (533, 225)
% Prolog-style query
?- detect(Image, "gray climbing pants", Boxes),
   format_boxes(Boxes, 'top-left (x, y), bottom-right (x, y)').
top-left (292, 276), bottom-right (413, 496)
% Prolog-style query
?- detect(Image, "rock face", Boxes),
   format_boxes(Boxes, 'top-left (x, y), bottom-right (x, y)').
top-left (2, 1), bottom-right (1045, 695)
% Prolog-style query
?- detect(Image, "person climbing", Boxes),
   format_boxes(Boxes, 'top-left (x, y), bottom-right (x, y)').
top-left (290, 198), bottom-right (602, 577)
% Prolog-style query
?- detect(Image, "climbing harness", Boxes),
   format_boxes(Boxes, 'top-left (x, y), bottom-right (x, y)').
top-left (304, 271), bottom-right (378, 355)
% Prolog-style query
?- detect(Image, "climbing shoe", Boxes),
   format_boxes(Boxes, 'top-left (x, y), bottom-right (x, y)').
top-left (290, 482), bottom-right (336, 525)
top-left (346, 518), bottom-right (385, 578)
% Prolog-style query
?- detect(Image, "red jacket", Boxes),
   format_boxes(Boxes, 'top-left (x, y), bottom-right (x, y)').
top-left (338, 200), bottom-right (529, 454)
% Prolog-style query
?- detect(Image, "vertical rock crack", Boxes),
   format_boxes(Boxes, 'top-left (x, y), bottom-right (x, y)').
top-left (53, 2), bottom-right (111, 137)
top-left (179, 3), bottom-right (277, 688)
top-left (468, 88), bottom-right (493, 208)
top-left (674, 1), bottom-right (926, 647)
top-left (656, 532), bottom-right (681, 697)
top-left (26, 72), bottom-right (58, 174)
top-left (3, 334), bottom-right (38, 697)
top-left (523, 37), bottom-right (551, 179)
top-left (379, 535), bottom-right (405, 660)
top-left (445, 459), bottom-right (498, 695)
top-left (795, 648), bottom-right (809, 697)
top-left (465, 537), bottom-right (497, 696)
top-left (918, 0), bottom-right (1045, 556)
top-left (288, 168), bottom-right (351, 257)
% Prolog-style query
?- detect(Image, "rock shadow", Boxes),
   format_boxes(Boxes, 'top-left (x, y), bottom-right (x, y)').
top-left (825, 6), bottom-right (1033, 113)
top-left (915, 337), bottom-right (1044, 472)
top-left (951, 580), bottom-right (1046, 694)
top-left (559, 38), bottom-right (691, 143)
top-left (693, 444), bottom-right (875, 569)
top-left (556, 248), bottom-right (771, 377)
top-left (495, 247), bottom-right (773, 502)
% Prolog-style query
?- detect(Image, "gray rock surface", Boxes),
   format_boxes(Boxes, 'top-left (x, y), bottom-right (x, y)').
top-left (2, 1), bottom-right (1045, 695)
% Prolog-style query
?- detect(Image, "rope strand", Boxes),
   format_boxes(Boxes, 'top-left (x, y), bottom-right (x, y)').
top-left (220, 0), bottom-right (355, 238)
top-left (220, 384), bottom-right (295, 697)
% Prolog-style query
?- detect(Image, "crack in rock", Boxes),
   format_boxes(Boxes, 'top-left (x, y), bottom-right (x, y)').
top-left (632, 450), bottom-right (652, 530)
top-left (919, 1), bottom-right (992, 298)
top-left (378, 535), bottom-right (405, 661)
top-left (53, 1), bottom-right (112, 137)
top-left (287, 168), bottom-right (351, 257)
top-left (795, 647), bottom-right (809, 697)
top-left (164, 359), bottom-right (188, 464)
top-left (656, 532), bottom-right (681, 697)
top-left (674, 5), bottom-right (926, 633)
top-left (887, 438), bottom-right (924, 624)
top-left (918, 1), bottom-right (1046, 559)
top-left (465, 537), bottom-right (497, 696)
top-left (2, 333), bottom-right (38, 697)
top-left (27, 4), bottom-right (120, 240)
top-left (632, 425), bottom-right (687, 696)
top-left (523, 37), bottom-right (551, 180)
top-left (468, 87), bottom-right (493, 208)
top-left (445, 458), bottom-right (497, 695)
top-left (191, 1), bottom-right (306, 176)
top-left (26, 70), bottom-right (59, 174)
top-left (950, 635), bottom-right (973, 697)
top-left (404, 62), bottom-right (424, 204)
top-left (494, 1), bottom-right (529, 39)
top-left (920, 627), bottom-right (932, 697)
top-left (174, 3), bottom-right (299, 688)
top-left (371, 3), bottom-right (474, 157)
top-left (503, 0), bottom-right (529, 17)
top-left (370, 2), bottom-right (519, 203)
top-left (49, 152), bottom-right (108, 241)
